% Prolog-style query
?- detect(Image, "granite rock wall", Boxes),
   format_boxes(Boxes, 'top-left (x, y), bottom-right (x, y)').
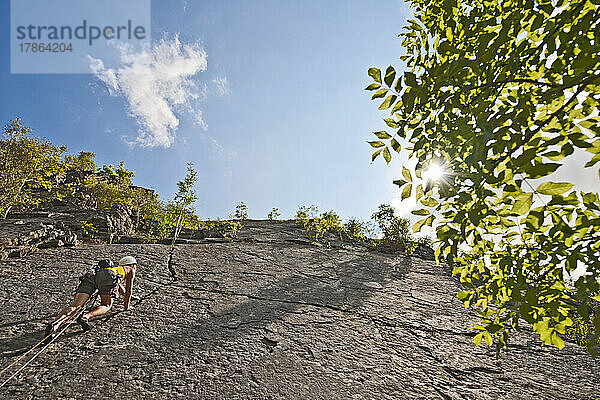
top-left (0, 220), bottom-right (598, 399)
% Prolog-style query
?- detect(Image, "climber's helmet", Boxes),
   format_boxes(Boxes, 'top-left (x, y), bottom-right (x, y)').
top-left (119, 255), bottom-right (137, 267)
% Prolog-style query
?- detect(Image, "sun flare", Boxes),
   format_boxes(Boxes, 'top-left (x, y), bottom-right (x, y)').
top-left (423, 163), bottom-right (445, 182)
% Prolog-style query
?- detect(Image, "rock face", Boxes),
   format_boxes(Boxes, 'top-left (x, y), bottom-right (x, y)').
top-left (0, 206), bottom-right (134, 260)
top-left (0, 213), bottom-right (79, 260)
top-left (0, 220), bottom-right (599, 399)
top-left (0, 170), bottom-right (138, 260)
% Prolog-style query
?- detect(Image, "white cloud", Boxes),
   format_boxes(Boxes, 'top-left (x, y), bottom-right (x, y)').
top-left (89, 35), bottom-right (208, 148)
top-left (212, 76), bottom-right (230, 97)
top-left (193, 109), bottom-right (208, 131)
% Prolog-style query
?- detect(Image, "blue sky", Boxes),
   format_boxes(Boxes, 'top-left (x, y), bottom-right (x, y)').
top-left (1, 0), bottom-right (414, 221)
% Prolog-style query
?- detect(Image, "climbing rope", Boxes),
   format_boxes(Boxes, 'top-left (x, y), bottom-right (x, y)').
top-left (167, 250), bottom-right (177, 281)
top-left (0, 291), bottom-right (98, 390)
top-left (165, 206), bottom-right (189, 282)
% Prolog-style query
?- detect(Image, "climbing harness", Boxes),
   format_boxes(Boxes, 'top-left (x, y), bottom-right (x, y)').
top-left (73, 260), bottom-right (124, 298)
top-left (71, 259), bottom-right (113, 297)
top-left (0, 290), bottom-right (98, 390)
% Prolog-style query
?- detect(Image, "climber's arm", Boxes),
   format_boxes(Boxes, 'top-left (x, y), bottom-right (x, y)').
top-left (123, 268), bottom-right (135, 310)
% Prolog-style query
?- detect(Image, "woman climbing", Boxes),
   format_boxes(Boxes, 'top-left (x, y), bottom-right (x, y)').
top-left (45, 255), bottom-right (137, 341)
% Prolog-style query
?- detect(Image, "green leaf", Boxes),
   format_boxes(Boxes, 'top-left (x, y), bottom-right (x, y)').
top-left (424, 179), bottom-right (434, 193)
top-left (393, 179), bottom-right (407, 187)
top-left (413, 216), bottom-right (428, 232)
top-left (457, 291), bottom-right (471, 300)
top-left (498, 217), bottom-right (514, 228)
top-left (372, 149), bottom-right (383, 161)
top-left (368, 141), bottom-right (385, 148)
top-left (474, 332), bottom-right (483, 346)
top-left (446, 26), bottom-right (454, 41)
top-left (544, 151), bottom-right (567, 161)
top-left (483, 331), bottom-right (493, 347)
top-left (585, 154), bottom-right (600, 167)
top-left (394, 77), bottom-right (402, 92)
top-left (420, 197), bottom-right (438, 207)
top-left (383, 147), bottom-right (392, 164)
top-left (368, 67), bottom-right (381, 83)
top-left (371, 88), bottom-right (387, 99)
top-left (391, 101), bottom-right (403, 114)
top-left (511, 193), bottom-right (532, 215)
top-left (486, 323), bottom-right (503, 334)
top-left (526, 162), bottom-right (561, 178)
top-left (524, 210), bottom-right (543, 230)
top-left (411, 208), bottom-right (430, 216)
top-left (404, 72), bottom-right (418, 86)
top-left (384, 118), bottom-right (400, 128)
top-left (365, 83), bottom-right (381, 91)
top-left (373, 131), bottom-right (392, 139)
top-left (537, 182), bottom-right (574, 195)
top-left (402, 166), bottom-right (412, 182)
top-left (401, 183), bottom-right (412, 200)
top-left (551, 332), bottom-right (565, 349)
top-left (415, 184), bottom-right (424, 202)
top-left (379, 95), bottom-right (397, 110)
top-left (390, 138), bottom-right (401, 153)
top-left (384, 66), bottom-right (396, 87)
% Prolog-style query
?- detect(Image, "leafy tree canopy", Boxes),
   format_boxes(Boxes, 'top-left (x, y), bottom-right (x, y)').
top-left (0, 118), bottom-right (67, 218)
top-left (64, 151), bottom-right (96, 171)
top-left (367, 0), bottom-right (600, 355)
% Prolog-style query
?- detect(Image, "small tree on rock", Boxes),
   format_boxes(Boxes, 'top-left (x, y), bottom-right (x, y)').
top-left (233, 202), bottom-right (248, 220)
top-left (268, 208), bottom-right (280, 220)
top-left (171, 162), bottom-right (198, 244)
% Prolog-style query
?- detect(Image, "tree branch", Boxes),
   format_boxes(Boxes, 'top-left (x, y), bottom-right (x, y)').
top-left (476, 79), bottom-right (557, 90)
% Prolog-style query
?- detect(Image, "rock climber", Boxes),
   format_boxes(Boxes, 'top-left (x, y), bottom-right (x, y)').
top-left (44, 255), bottom-right (137, 341)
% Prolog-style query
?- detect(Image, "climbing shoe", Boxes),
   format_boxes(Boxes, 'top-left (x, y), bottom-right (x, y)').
top-left (43, 323), bottom-right (57, 345)
top-left (76, 315), bottom-right (92, 332)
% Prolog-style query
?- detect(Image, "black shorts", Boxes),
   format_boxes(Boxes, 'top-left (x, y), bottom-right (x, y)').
top-left (76, 269), bottom-right (119, 296)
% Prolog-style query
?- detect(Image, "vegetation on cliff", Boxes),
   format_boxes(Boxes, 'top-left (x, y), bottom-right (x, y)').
top-left (0, 118), bottom-right (239, 242)
top-left (294, 203), bottom-right (432, 253)
top-left (0, 118), bottom-right (67, 218)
